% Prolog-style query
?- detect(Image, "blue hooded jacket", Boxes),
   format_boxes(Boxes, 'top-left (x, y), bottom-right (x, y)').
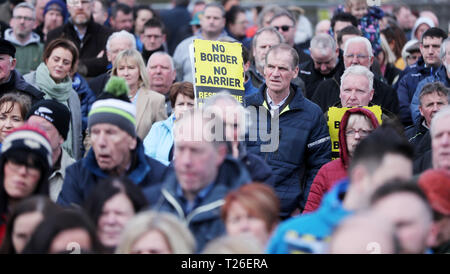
top-left (266, 178), bottom-right (353, 254)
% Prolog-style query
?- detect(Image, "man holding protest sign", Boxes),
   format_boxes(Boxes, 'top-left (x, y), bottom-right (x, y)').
top-left (244, 43), bottom-right (331, 218)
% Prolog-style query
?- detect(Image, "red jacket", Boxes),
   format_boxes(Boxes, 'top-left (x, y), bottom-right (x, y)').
top-left (303, 108), bottom-right (380, 213)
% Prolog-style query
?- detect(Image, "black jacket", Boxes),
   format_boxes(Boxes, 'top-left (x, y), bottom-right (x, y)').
top-left (298, 51), bottom-right (345, 99)
top-left (0, 70), bottom-right (44, 103)
top-left (405, 119), bottom-right (431, 161)
top-left (311, 72), bottom-right (399, 114)
top-left (47, 19), bottom-right (113, 77)
top-left (87, 72), bottom-right (110, 97)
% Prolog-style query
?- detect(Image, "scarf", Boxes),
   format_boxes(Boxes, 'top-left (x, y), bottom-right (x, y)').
top-left (35, 62), bottom-right (72, 105)
top-left (35, 62), bottom-right (75, 159)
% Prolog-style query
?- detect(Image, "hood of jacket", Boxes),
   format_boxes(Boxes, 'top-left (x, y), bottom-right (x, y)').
top-left (338, 107), bottom-right (380, 169)
top-left (4, 28), bottom-right (40, 46)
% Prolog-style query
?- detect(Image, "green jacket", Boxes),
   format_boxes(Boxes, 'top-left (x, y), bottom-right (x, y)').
top-left (4, 29), bottom-right (43, 75)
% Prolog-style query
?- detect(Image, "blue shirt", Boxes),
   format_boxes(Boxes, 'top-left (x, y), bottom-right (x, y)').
top-left (176, 182), bottom-right (216, 215)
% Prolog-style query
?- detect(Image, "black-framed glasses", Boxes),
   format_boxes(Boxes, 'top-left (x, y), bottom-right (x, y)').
top-left (274, 25), bottom-right (293, 32)
top-left (13, 15), bottom-right (34, 22)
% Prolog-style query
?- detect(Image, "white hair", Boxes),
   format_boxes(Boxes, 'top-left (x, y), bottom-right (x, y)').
top-left (343, 36), bottom-right (374, 58)
top-left (147, 51), bottom-right (175, 71)
top-left (106, 30), bottom-right (136, 53)
top-left (340, 65), bottom-right (374, 92)
top-left (431, 105), bottom-right (450, 136)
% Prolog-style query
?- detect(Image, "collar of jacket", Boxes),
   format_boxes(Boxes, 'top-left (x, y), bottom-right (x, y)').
top-left (0, 70), bottom-right (44, 99)
top-left (159, 156), bottom-right (250, 224)
top-left (316, 178), bottom-right (353, 226)
top-left (245, 82), bottom-right (305, 115)
top-left (82, 138), bottom-right (151, 184)
top-left (247, 64), bottom-right (265, 81)
top-left (65, 18), bottom-right (98, 40)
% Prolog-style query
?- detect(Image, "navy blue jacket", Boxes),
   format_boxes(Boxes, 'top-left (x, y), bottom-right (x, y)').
top-left (244, 83), bottom-right (331, 218)
top-left (410, 65), bottom-right (450, 124)
top-left (146, 157), bottom-right (251, 252)
top-left (396, 57), bottom-right (435, 125)
top-left (72, 73), bottom-right (96, 133)
top-left (160, 5), bottom-right (191, 55)
top-left (57, 140), bottom-right (168, 207)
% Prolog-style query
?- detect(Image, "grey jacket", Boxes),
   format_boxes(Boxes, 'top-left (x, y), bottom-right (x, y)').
top-left (23, 71), bottom-right (83, 160)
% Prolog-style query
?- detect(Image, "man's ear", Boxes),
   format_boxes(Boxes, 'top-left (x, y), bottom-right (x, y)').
top-left (129, 136), bottom-right (137, 150)
top-left (10, 58), bottom-right (16, 70)
top-left (162, 34), bottom-right (167, 43)
top-left (215, 144), bottom-right (228, 167)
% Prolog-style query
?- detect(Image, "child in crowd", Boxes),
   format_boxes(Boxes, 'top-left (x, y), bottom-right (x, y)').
top-left (339, 0), bottom-right (383, 56)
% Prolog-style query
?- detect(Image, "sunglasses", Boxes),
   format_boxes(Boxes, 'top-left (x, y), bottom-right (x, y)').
top-left (274, 25), bottom-right (293, 32)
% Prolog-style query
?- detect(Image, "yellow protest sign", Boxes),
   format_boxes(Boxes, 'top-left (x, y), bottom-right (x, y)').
top-left (328, 106), bottom-right (383, 159)
top-left (192, 39), bottom-right (244, 105)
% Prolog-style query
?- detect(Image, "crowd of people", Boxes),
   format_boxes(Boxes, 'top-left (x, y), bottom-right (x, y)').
top-left (0, 0), bottom-right (449, 254)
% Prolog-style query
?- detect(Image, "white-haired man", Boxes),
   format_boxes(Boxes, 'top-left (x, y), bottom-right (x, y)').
top-left (311, 36), bottom-right (399, 115)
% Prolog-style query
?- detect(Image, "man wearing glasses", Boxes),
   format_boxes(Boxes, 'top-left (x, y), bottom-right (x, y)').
top-left (269, 9), bottom-right (312, 65)
top-left (47, 0), bottom-right (113, 77)
top-left (312, 36), bottom-right (399, 116)
top-left (4, 2), bottom-right (43, 75)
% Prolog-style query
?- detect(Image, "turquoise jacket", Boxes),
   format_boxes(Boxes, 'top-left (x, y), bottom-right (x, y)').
top-left (143, 115), bottom-right (175, 166)
top-left (266, 178), bottom-right (353, 254)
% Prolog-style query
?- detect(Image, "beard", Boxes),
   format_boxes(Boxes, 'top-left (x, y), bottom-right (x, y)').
top-left (72, 13), bottom-right (90, 25)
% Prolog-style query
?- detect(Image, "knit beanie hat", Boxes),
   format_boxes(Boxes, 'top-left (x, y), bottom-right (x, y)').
top-left (1, 124), bottom-right (53, 169)
top-left (88, 76), bottom-right (136, 137)
top-left (44, 0), bottom-right (69, 23)
top-left (26, 99), bottom-right (71, 140)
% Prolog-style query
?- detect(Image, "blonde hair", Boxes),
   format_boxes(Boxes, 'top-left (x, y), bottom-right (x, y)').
top-left (202, 234), bottom-right (264, 254)
top-left (346, 113), bottom-right (374, 131)
top-left (112, 49), bottom-right (150, 90)
top-left (115, 211), bottom-right (196, 254)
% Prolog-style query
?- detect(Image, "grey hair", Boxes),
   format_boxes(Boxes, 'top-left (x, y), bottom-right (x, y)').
top-left (310, 33), bottom-right (337, 54)
top-left (340, 65), bottom-right (374, 92)
top-left (147, 51), bottom-right (175, 71)
top-left (252, 26), bottom-right (284, 50)
top-left (439, 37), bottom-right (450, 60)
top-left (431, 105), bottom-right (450, 136)
top-left (203, 91), bottom-right (250, 135)
top-left (13, 2), bottom-right (36, 19)
top-left (269, 9), bottom-right (297, 26)
top-left (419, 82), bottom-right (449, 106)
top-left (257, 5), bottom-right (285, 28)
top-left (106, 30), bottom-right (137, 53)
top-left (204, 2), bottom-right (225, 17)
top-left (344, 36), bottom-right (374, 58)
